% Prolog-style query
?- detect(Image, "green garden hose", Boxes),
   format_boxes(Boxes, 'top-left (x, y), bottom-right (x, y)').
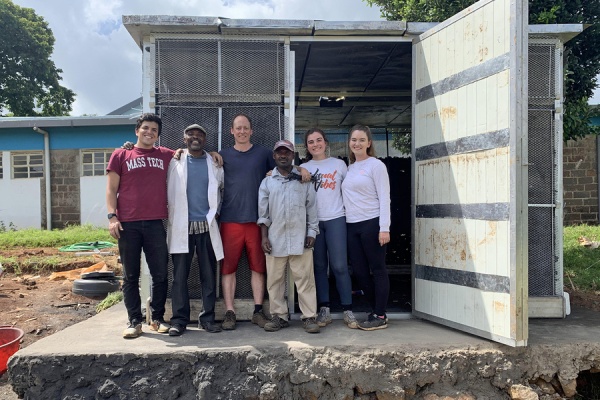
top-left (58, 241), bottom-right (116, 252)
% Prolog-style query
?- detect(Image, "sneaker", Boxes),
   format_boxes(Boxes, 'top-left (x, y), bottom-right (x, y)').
top-left (169, 324), bottom-right (185, 336)
top-left (303, 317), bottom-right (320, 333)
top-left (200, 321), bottom-right (222, 333)
top-left (150, 319), bottom-right (170, 333)
top-left (264, 316), bottom-right (290, 332)
top-left (221, 310), bottom-right (236, 330)
top-left (251, 310), bottom-right (269, 328)
top-left (123, 321), bottom-right (142, 339)
top-left (358, 313), bottom-right (388, 331)
top-left (343, 310), bottom-right (359, 329)
top-left (316, 306), bottom-right (332, 327)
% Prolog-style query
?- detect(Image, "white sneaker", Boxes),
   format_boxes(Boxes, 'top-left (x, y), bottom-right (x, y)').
top-left (343, 310), bottom-right (358, 329)
top-left (123, 321), bottom-right (142, 338)
top-left (316, 306), bottom-right (332, 327)
top-left (150, 319), bottom-right (170, 333)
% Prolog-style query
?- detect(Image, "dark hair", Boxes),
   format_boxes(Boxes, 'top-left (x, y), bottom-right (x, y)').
top-left (231, 113), bottom-right (253, 130)
top-left (136, 113), bottom-right (162, 136)
top-left (303, 128), bottom-right (328, 161)
top-left (348, 124), bottom-right (375, 163)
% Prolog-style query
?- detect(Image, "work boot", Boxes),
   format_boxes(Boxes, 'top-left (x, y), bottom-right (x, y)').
top-left (251, 310), bottom-right (269, 328)
top-left (264, 316), bottom-right (290, 332)
top-left (303, 317), bottom-right (320, 333)
top-left (221, 310), bottom-right (236, 330)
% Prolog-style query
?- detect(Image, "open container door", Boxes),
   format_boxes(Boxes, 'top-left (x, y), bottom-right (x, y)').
top-left (412, 0), bottom-right (529, 346)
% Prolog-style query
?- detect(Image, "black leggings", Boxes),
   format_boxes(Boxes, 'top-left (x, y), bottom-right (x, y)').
top-left (347, 217), bottom-right (389, 316)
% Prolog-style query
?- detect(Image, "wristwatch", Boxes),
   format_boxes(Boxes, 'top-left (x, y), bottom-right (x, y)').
top-left (107, 213), bottom-right (118, 220)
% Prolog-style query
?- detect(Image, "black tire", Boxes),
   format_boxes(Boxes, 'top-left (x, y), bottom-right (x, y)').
top-left (80, 271), bottom-right (116, 280)
top-left (72, 279), bottom-right (120, 297)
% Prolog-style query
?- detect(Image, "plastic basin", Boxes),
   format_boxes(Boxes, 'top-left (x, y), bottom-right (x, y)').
top-left (0, 327), bottom-right (24, 375)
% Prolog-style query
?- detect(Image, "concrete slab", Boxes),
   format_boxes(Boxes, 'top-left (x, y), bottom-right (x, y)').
top-left (7, 304), bottom-right (600, 399)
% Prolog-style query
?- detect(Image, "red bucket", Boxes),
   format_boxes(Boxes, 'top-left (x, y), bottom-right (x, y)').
top-left (0, 327), bottom-right (24, 375)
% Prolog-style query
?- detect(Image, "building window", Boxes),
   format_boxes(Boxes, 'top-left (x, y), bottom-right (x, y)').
top-left (81, 150), bottom-right (113, 177)
top-left (0, 155), bottom-right (3, 179)
top-left (12, 153), bottom-right (44, 179)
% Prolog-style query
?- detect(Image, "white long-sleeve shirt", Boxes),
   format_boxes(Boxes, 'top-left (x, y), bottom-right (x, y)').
top-left (341, 157), bottom-right (391, 232)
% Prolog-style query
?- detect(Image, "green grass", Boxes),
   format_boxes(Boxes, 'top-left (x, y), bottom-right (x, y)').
top-left (0, 224), bottom-right (598, 292)
top-left (96, 291), bottom-right (124, 313)
top-left (563, 224), bottom-right (600, 292)
top-left (0, 224), bottom-right (114, 248)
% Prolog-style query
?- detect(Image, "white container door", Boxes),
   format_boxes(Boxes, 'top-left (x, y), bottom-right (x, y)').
top-left (412, 0), bottom-right (529, 346)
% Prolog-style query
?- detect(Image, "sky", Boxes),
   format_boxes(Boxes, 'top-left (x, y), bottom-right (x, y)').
top-left (10, 0), bottom-right (600, 116)
top-left (10, 0), bottom-right (385, 116)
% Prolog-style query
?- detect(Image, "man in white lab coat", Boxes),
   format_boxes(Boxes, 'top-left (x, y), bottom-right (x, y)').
top-left (166, 124), bottom-right (224, 336)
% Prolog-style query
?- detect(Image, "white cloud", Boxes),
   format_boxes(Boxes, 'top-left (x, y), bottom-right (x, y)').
top-left (14, 0), bottom-right (598, 114)
top-left (84, 0), bottom-right (121, 22)
top-left (11, 0), bottom-right (383, 115)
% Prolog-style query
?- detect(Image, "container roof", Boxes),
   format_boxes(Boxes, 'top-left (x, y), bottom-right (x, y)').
top-left (0, 115), bottom-right (135, 129)
top-left (123, 16), bottom-right (584, 129)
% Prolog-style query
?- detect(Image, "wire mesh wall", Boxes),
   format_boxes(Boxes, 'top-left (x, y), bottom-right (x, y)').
top-left (528, 38), bottom-right (562, 297)
top-left (155, 37), bottom-right (286, 300)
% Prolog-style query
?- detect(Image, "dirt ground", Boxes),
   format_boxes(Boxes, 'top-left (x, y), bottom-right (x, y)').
top-left (0, 247), bottom-right (120, 399)
top-left (1, 247), bottom-right (600, 399)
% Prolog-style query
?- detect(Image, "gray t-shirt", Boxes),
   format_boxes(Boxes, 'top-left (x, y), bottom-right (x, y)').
top-left (219, 144), bottom-right (275, 223)
top-left (186, 154), bottom-right (209, 222)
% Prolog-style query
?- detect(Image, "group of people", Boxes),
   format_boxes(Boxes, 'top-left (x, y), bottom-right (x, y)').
top-left (106, 112), bottom-right (391, 339)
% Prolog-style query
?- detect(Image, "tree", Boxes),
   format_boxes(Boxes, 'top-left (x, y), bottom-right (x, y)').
top-left (365, 0), bottom-right (600, 141)
top-left (0, 0), bottom-right (75, 116)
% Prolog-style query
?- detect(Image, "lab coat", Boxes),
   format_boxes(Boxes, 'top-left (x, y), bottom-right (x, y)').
top-left (167, 149), bottom-right (224, 260)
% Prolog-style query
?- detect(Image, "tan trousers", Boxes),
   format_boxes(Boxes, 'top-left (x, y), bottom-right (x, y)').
top-left (265, 249), bottom-right (317, 320)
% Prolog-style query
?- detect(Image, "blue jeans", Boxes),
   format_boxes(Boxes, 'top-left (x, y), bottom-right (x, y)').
top-left (119, 220), bottom-right (169, 323)
top-left (171, 232), bottom-right (217, 326)
top-left (347, 217), bottom-right (389, 316)
top-left (313, 216), bottom-right (353, 307)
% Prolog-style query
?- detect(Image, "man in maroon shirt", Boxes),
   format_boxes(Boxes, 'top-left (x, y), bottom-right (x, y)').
top-left (106, 113), bottom-right (174, 339)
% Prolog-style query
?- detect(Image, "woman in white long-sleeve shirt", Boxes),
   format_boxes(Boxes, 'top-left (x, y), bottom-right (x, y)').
top-left (341, 124), bottom-right (391, 331)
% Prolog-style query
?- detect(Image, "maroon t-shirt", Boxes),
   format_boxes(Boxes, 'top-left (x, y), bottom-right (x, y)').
top-left (107, 146), bottom-right (174, 222)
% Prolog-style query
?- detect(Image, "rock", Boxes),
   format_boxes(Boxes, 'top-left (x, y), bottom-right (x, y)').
top-left (376, 387), bottom-right (406, 400)
top-left (558, 377), bottom-right (577, 398)
top-left (510, 384), bottom-right (539, 400)
top-left (423, 394), bottom-right (475, 400)
top-left (533, 378), bottom-right (556, 395)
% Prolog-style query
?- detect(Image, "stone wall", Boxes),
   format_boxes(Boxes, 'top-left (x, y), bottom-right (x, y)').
top-left (563, 135), bottom-right (599, 225)
top-left (50, 149), bottom-right (81, 228)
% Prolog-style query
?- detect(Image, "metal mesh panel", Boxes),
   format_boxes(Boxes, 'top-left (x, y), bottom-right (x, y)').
top-left (154, 37), bottom-right (286, 300)
top-left (527, 39), bottom-right (561, 297)
top-left (528, 208), bottom-right (556, 296)
top-left (221, 41), bottom-right (284, 96)
top-left (528, 109), bottom-right (555, 204)
top-left (528, 42), bottom-right (556, 106)
top-left (155, 39), bottom-right (284, 106)
top-left (221, 106), bottom-right (284, 148)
